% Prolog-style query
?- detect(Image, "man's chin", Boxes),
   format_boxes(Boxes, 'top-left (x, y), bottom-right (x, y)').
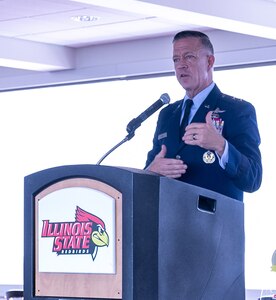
top-left (179, 81), bottom-right (191, 91)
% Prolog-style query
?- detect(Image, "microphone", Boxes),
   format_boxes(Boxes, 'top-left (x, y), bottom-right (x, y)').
top-left (126, 93), bottom-right (170, 133)
top-left (96, 93), bottom-right (170, 165)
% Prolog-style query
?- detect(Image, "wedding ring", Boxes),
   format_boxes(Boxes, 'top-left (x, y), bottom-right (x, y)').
top-left (192, 134), bottom-right (196, 140)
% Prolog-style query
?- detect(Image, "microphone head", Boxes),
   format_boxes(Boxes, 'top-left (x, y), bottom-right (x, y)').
top-left (160, 93), bottom-right (170, 104)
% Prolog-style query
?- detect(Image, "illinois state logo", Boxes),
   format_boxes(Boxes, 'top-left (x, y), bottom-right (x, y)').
top-left (41, 206), bottom-right (109, 261)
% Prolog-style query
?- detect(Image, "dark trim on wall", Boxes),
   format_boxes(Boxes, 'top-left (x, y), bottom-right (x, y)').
top-left (0, 61), bottom-right (275, 93)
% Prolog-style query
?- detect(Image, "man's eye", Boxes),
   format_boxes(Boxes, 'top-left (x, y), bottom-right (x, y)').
top-left (173, 57), bottom-right (180, 63)
top-left (185, 55), bottom-right (196, 60)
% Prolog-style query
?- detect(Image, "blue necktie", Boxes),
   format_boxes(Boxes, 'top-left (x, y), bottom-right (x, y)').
top-left (179, 99), bottom-right (193, 139)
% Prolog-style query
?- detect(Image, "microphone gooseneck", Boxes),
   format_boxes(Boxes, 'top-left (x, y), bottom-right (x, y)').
top-left (96, 93), bottom-right (170, 165)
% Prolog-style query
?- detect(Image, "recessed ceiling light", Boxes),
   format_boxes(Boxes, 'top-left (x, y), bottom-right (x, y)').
top-left (71, 15), bottom-right (100, 22)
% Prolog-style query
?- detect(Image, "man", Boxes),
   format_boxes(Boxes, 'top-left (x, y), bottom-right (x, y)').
top-left (145, 30), bottom-right (262, 201)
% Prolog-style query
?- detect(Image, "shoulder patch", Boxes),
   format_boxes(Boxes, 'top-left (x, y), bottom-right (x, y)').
top-left (222, 93), bottom-right (243, 102)
top-left (231, 96), bottom-right (243, 102)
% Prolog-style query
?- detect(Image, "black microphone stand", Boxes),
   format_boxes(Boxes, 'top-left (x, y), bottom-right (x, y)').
top-left (96, 130), bottom-right (135, 165)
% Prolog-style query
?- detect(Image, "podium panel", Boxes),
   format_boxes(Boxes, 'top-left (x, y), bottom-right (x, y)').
top-left (24, 165), bottom-right (160, 300)
top-left (158, 177), bottom-right (245, 300)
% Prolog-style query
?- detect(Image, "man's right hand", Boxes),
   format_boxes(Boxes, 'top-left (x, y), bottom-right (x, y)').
top-left (146, 144), bottom-right (187, 178)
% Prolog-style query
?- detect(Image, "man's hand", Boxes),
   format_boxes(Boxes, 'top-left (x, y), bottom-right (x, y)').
top-left (147, 144), bottom-right (187, 178)
top-left (182, 111), bottom-right (225, 157)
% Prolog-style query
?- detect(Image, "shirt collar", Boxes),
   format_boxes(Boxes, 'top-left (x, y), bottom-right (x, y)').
top-left (183, 82), bottom-right (215, 110)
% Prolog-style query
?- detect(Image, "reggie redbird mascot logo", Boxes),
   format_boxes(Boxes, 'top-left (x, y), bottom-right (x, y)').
top-left (41, 206), bottom-right (109, 261)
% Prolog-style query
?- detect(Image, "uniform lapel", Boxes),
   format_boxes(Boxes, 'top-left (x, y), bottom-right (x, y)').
top-left (191, 85), bottom-right (221, 123)
top-left (165, 101), bottom-right (183, 156)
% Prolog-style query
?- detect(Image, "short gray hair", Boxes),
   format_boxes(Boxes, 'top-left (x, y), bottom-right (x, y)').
top-left (173, 30), bottom-right (214, 54)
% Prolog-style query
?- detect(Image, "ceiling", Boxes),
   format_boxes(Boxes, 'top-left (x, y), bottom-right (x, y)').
top-left (0, 0), bottom-right (276, 72)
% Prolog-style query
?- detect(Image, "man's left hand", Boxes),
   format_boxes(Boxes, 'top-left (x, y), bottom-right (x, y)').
top-left (182, 111), bottom-right (225, 157)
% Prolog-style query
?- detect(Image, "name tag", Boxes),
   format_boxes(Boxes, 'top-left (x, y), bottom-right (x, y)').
top-left (158, 132), bottom-right (167, 140)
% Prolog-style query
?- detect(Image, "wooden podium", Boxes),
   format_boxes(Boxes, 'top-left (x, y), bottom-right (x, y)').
top-left (24, 165), bottom-right (245, 300)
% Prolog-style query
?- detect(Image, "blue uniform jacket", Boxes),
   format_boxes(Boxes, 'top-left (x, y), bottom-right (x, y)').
top-left (145, 85), bottom-right (262, 201)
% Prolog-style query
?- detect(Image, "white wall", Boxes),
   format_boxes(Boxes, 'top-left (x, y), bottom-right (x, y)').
top-left (0, 65), bottom-right (276, 299)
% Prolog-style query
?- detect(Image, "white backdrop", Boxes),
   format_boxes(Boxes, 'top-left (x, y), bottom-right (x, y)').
top-left (0, 65), bottom-right (275, 291)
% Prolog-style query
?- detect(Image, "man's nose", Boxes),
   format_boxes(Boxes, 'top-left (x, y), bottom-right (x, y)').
top-left (176, 61), bottom-right (188, 69)
top-left (177, 57), bottom-right (189, 67)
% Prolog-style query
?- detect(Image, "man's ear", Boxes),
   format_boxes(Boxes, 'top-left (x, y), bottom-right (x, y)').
top-left (207, 54), bottom-right (215, 70)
